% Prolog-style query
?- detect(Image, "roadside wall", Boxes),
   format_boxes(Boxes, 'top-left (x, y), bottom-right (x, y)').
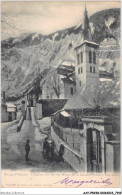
top-left (51, 122), bottom-right (86, 172)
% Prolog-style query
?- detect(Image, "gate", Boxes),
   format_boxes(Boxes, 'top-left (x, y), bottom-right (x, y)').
top-left (87, 128), bottom-right (102, 172)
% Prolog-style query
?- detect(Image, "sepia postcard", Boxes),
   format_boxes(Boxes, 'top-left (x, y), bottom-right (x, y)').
top-left (1, 0), bottom-right (121, 194)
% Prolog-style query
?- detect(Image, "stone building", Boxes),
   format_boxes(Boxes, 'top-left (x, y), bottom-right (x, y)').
top-left (74, 6), bottom-right (100, 92)
top-left (1, 91), bottom-right (17, 122)
top-left (51, 112), bottom-right (120, 172)
top-left (51, 81), bottom-right (120, 172)
top-left (41, 6), bottom-right (114, 99)
top-left (41, 62), bottom-right (76, 99)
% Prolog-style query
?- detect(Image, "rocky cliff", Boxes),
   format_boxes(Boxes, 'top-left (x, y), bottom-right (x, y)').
top-left (1, 8), bottom-right (120, 99)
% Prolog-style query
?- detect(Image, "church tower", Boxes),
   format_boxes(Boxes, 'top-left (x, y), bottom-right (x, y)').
top-left (75, 5), bottom-right (100, 92)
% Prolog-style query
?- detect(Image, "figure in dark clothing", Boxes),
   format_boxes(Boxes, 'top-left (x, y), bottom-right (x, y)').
top-left (45, 141), bottom-right (50, 158)
top-left (59, 144), bottom-right (65, 162)
top-left (43, 138), bottom-right (48, 157)
top-left (25, 139), bottom-right (30, 161)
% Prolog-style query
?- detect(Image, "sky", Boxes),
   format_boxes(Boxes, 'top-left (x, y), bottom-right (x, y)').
top-left (1, 1), bottom-right (120, 40)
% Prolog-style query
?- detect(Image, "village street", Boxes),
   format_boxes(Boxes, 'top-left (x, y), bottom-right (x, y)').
top-left (1, 107), bottom-right (73, 172)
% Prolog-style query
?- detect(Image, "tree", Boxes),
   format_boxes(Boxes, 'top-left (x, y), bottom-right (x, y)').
top-left (81, 80), bottom-right (120, 116)
top-left (70, 80), bottom-right (120, 119)
top-left (46, 69), bottom-right (63, 99)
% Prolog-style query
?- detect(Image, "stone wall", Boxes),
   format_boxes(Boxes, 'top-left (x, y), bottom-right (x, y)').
top-left (36, 103), bottom-right (42, 119)
top-left (105, 142), bottom-right (120, 172)
top-left (51, 127), bottom-right (86, 172)
top-left (1, 105), bottom-right (8, 122)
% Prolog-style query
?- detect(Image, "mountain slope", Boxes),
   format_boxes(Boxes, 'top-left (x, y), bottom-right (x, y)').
top-left (1, 8), bottom-right (120, 99)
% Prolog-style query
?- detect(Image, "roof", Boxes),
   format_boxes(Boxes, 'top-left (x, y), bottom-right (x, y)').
top-left (6, 103), bottom-right (16, 108)
top-left (63, 93), bottom-right (90, 110)
top-left (68, 71), bottom-right (75, 77)
top-left (61, 76), bottom-right (76, 84)
top-left (60, 111), bottom-right (71, 117)
top-left (99, 70), bottom-right (114, 78)
top-left (7, 107), bottom-right (16, 112)
top-left (5, 102), bottom-right (16, 112)
top-left (75, 40), bottom-right (99, 50)
top-left (63, 80), bottom-right (120, 110)
top-left (61, 61), bottom-right (75, 67)
top-left (57, 64), bottom-right (75, 72)
top-left (100, 78), bottom-right (113, 82)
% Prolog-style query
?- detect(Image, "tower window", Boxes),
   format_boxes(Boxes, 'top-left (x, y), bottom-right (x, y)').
top-left (90, 66), bottom-right (92, 72)
top-left (70, 87), bottom-right (73, 95)
top-left (78, 68), bottom-right (80, 74)
top-left (93, 67), bottom-right (95, 73)
top-left (79, 81), bottom-right (81, 86)
top-left (89, 51), bottom-right (92, 63)
top-left (81, 67), bottom-right (83, 73)
top-left (77, 53), bottom-right (80, 65)
top-left (81, 52), bottom-right (83, 63)
top-left (93, 52), bottom-right (96, 64)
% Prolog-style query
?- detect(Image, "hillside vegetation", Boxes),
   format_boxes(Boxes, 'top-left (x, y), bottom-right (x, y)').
top-left (1, 8), bottom-right (120, 99)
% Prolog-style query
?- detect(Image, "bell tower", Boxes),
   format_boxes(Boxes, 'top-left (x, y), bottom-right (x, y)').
top-left (75, 5), bottom-right (100, 92)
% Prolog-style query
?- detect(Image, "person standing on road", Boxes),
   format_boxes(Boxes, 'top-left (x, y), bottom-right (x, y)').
top-left (43, 137), bottom-right (48, 157)
top-left (25, 139), bottom-right (30, 161)
top-left (59, 144), bottom-right (64, 162)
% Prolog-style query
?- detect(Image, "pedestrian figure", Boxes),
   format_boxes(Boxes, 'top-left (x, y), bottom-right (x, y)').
top-left (59, 144), bottom-right (64, 162)
top-left (25, 139), bottom-right (30, 161)
top-left (43, 137), bottom-right (48, 157)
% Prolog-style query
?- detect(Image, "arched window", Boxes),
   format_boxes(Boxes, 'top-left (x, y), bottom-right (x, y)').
top-left (93, 51), bottom-right (96, 64)
top-left (81, 52), bottom-right (83, 63)
top-left (93, 67), bottom-right (95, 73)
top-left (90, 66), bottom-right (92, 72)
top-left (70, 87), bottom-right (73, 95)
top-left (89, 51), bottom-right (92, 63)
top-left (77, 53), bottom-right (80, 65)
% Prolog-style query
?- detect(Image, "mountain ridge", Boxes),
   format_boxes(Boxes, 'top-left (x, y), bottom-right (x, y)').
top-left (1, 8), bottom-right (120, 99)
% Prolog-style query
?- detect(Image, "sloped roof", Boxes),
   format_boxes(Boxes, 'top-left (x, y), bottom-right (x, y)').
top-left (75, 40), bottom-right (99, 50)
top-left (60, 111), bottom-right (71, 117)
top-left (6, 103), bottom-right (16, 108)
top-left (61, 76), bottom-right (76, 84)
top-left (7, 107), bottom-right (16, 112)
top-left (63, 92), bottom-right (90, 110)
top-left (57, 64), bottom-right (75, 72)
top-left (61, 60), bottom-right (75, 67)
top-left (63, 80), bottom-right (120, 110)
top-left (99, 70), bottom-right (114, 78)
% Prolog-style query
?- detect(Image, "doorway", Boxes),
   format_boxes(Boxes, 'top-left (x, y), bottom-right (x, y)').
top-left (87, 128), bottom-right (102, 172)
top-left (31, 100), bottom-right (33, 107)
top-left (8, 112), bottom-right (12, 121)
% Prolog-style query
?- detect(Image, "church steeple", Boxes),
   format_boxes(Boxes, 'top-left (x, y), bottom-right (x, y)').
top-left (75, 4), bottom-right (99, 91)
top-left (81, 3), bottom-right (92, 42)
